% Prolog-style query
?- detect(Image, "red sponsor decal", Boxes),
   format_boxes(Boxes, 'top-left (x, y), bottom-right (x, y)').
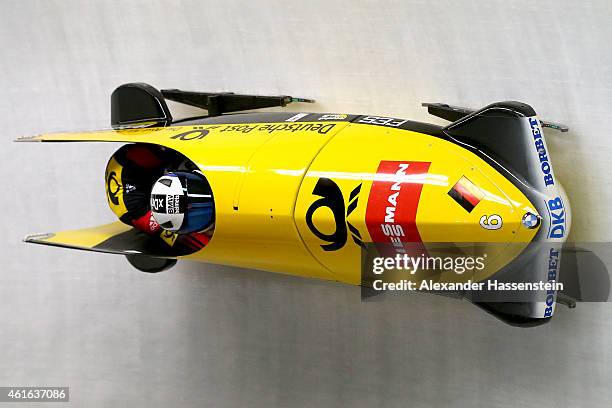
top-left (365, 161), bottom-right (430, 256)
top-left (132, 211), bottom-right (161, 234)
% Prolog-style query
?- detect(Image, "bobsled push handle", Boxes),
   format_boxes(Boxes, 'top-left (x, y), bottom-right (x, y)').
top-left (161, 89), bottom-right (314, 117)
top-left (421, 103), bottom-right (474, 123)
top-left (422, 102), bottom-right (568, 132)
top-left (110, 83), bottom-right (315, 127)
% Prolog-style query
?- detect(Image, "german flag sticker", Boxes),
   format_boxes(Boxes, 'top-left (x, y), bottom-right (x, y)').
top-left (448, 176), bottom-right (484, 212)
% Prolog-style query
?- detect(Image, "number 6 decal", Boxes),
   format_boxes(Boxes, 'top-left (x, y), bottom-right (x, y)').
top-left (480, 214), bottom-right (502, 230)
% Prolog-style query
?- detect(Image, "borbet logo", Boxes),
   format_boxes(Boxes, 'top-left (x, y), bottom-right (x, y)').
top-left (365, 161), bottom-right (431, 255)
top-left (529, 117), bottom-right (555, 187)
top-left (544, 247), bottom-right (560, 317)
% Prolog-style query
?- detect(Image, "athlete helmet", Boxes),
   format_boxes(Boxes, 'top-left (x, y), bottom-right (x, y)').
top-left (150, 172), bottom-right (214, 234)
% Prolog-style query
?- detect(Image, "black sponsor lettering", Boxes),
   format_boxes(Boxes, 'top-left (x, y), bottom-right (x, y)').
top-left (170, 129), bottom-right (209, 141)
top-left (306, 178), bottom-right (362, 251)
top-left (258, 123), bottom-right (336, 134)
top-left (219, 124), bottom-right (257, 133)
top-left (107, 171), bottom-right (121, 205)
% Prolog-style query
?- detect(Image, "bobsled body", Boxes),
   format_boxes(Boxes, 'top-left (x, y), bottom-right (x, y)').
top-left (21, 84), bottom-right (570, 324)
top-left (159, 114), bottom-right (539, 285)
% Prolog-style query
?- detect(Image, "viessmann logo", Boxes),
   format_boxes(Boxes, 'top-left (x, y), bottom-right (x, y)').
top-left (365, 161), bottom-right (430, 256)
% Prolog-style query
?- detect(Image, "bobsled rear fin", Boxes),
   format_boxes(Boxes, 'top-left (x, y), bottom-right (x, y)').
top-left (111, 83), bottom-right (172, 128)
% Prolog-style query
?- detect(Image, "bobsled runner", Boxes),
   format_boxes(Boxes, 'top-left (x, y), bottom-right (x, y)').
top-left (20, 83), bottom-right (572, 326)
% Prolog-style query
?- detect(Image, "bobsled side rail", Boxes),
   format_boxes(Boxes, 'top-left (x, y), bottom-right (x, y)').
top-left (24, 222), bottom-right (188, 259)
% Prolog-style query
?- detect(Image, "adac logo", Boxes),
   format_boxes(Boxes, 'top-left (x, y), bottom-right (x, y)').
top-left (106, 171), bottom-right (121, 205)
top-left (305, 178), bottom-right (363, 251)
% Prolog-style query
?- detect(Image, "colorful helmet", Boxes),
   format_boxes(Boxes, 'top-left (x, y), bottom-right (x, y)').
top-left (150, 172), bottom-right (214, 234)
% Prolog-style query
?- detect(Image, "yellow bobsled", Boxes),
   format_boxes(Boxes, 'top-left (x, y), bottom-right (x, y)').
top-left (21, 83), bottom-right (571, 325)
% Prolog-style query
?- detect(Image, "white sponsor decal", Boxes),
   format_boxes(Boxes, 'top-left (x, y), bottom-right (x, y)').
top-left (318, 114), bottom-right (347, 121)
top-left (286, 113), bottom-right (309, 122)
top-left (151, 197), bottom-right (164, 211)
